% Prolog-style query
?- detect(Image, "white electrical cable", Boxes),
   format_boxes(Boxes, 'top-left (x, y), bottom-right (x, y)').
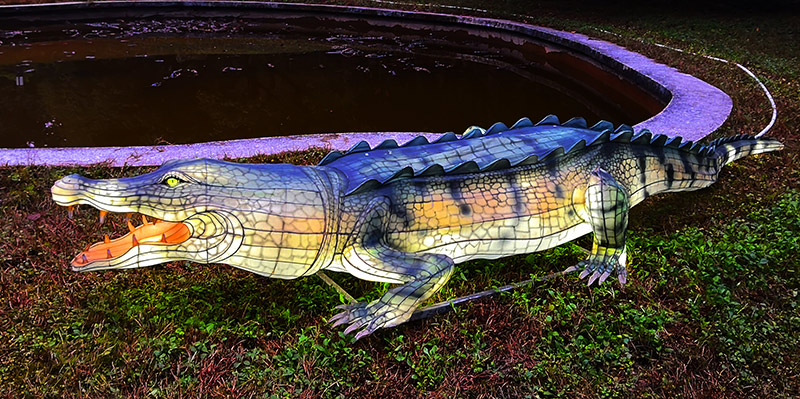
top-left (735, 64), bottom-right (778, 137)
top-left (643, 42), bottom-right (777, 137)
top-left (565, 30), bottom-right (776, 138)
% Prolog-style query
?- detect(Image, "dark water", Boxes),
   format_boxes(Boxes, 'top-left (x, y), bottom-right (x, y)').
top-left (0, 16), bottom-right (663, 148)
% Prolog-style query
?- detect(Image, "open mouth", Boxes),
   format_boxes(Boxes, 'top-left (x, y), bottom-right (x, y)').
top-left (52, 173), bottom-right (243, 271)
top-left (67, 207), bottom-right (192, 269)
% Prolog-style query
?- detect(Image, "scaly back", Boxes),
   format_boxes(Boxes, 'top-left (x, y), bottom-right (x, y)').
top-left (318, 115), bottom-right (782, 195)
top-left (318, 115), bottom-right (620, 194)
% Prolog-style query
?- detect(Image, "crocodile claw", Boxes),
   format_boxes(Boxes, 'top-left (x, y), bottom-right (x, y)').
top-left (617, 268), bottom-right (628, 285)
top-left (343, 319), bottom-right (369, 336)
top-left (354, 329), bottom-right (375, 341)
top-left (562, 265), bottom-right (581, 274)
top-left (329, 299), bottom-right (412, 341)
top-left (334, 303), bottom-right (356, 310)
top-left (563, 248), bottom-right (627, 286)
top-left (328, 311), bottom-right (351, 327)
top-left (598, 270), bottom-right (612, 285)
top-left (587, 270), bottom-right (602, 286)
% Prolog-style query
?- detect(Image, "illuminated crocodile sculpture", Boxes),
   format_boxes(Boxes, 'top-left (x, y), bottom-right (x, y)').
top-left (51, 116), bottom-right (782, 339)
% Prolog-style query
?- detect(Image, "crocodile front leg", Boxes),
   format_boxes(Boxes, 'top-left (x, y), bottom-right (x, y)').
top-left (566, 168), bottom-right (630, 286)
top-left (331, 197), bottom-right (455, 340)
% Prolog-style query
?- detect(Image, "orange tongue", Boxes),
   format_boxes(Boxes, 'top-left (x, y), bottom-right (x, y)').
top-left (71, 221), bottom-right (190, 267)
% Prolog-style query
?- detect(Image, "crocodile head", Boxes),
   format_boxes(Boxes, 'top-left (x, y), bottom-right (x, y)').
top-left (51, 158), bottom-right (264, 272)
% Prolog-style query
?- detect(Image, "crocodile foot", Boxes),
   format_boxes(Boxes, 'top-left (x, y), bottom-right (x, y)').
top-left (329, 300), bottom-right (413, 340)
top-left (564, 246), bottom-right (628, 286)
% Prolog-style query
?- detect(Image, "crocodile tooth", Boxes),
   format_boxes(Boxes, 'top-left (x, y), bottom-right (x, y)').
top-left (127, 220), bottom-right (136, 233)
top-left (106, 249), bottom-right (113, 259)
top-left (104, 234), bottom-right (110, 244)
top-left (141, 215), bottom-right (149, 225)
top-left (67, 205), bottom-right (75, 219)
top-left (99, 210), bottom-right (107, 225)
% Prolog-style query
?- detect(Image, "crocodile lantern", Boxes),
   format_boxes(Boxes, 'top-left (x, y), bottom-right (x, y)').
top-left (51, 116), bottom-right (783, 339)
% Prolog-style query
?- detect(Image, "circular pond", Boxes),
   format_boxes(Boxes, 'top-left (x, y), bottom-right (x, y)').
top-left (0, 5), bottom-right (664, 149)
top-left (0, 2), bottom-right (732, 166)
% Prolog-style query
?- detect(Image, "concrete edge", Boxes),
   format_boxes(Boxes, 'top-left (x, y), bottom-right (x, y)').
top-left (3, 132), bottom-right (446, 166)
top-left (0, 1), bottom-right (733, 167)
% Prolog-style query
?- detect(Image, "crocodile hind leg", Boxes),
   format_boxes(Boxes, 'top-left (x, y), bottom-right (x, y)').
top-left (566, 168), bottom-right (630, 286)
top-left (330, 197), bottom-right (455, 340)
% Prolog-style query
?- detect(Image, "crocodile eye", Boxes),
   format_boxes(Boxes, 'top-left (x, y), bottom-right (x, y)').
top-left (163, 177), bottom-right (181, 187)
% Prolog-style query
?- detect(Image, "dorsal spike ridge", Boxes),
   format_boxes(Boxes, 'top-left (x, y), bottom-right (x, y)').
top-left (385, 166), bottom-right (415, 184)
top-left (349, 180), bottom-right (382, 196)
top-left (511, 117), bottom-right (534, 129)
top-left (402, 136), bottom-right (430, 147)
top-left (318, 151), bottom-right (344, 166)
top-left (434, 132), bottom-right (458, 143)
top-left (588, 130), bottom-right (612, 146)
top-left (611, 131), bottom-right (634, 143)
top-left (665, 136), bottom-right (683, 148)
top-left (482, 158), bottom-right (511, 172)
top-left (630, 131), bottom-right (653, 146)
top-left (374, 139), bottom-right (399, 150)
top-left (615, 124), bottom-right (634, 134)
top-left (418, 164), bottom-right (445, 177)
top-left (590, 120), bottom-right (614, 132)
top-left (563, 117), bottom-right (588, 128)
top-left (318, 115), bottom-right (727, 195)
top-left (486, 122), bottom-right (509, 135)
top-left (566, 139), bottom-right (587, 154)
top-left (536, 114), bottom-right (560, 126)
top-left (448, 161), bottom-right (481, 175)
top-left (462, 127), bottom-right (486, 140)
top-left (518, 153), bottom-right (540, 167)
top-left (347, 141), bottom-right (371, 154)
top-left (650, 134), bottom-right (668, 147)
top-left (540, 147), bottom-right (566, 162)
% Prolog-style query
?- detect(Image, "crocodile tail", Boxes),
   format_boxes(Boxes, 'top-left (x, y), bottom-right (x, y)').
top-left (710, 135), bottom-right (784, 165)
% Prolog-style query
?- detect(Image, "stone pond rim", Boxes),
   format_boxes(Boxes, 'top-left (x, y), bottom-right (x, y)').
top-left (0, 1), bottom-right (732, 167)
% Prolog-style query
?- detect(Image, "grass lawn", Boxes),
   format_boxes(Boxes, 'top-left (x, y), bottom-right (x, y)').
top-left (1, 1), bottom-right (799, 397)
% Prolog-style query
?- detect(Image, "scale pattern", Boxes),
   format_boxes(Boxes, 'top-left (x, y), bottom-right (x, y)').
top-left (51, 117), bottom-right (783, 339)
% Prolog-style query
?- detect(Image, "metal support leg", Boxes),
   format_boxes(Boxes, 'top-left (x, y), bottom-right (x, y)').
top-left (316, 271), bottom-right (358, 304)
top-left (409, 269), bottom-right (569, 321)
